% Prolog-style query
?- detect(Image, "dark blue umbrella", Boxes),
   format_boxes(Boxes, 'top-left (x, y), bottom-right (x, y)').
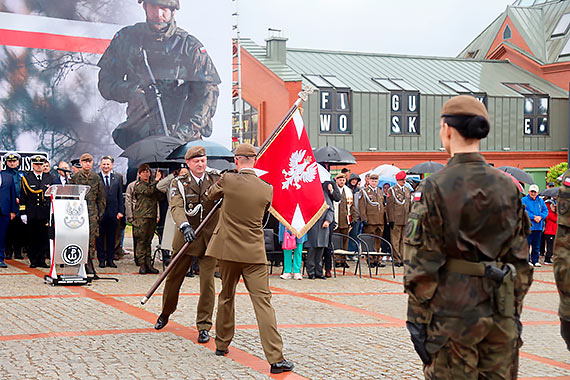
top-left (167, 140), bottom-right (233, 160)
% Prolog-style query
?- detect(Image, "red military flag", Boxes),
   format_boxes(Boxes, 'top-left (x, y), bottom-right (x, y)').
top-left (255, 106), bottom-right (327, 238)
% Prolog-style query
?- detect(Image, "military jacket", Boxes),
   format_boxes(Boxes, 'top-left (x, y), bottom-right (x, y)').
top-left (205, 169), bottom-right (272, 264)
top-left (386, 184), bottom-right (411, 225)
top-left (19, 172), bottom-right (52, 220)
top-left (132, 180), bottom-right (160, 219)
top-left (403, 153), bottom-right (532, 324)
top-left (359, 186), bottom-right (385, 226)
top-left (336, 186), bottom-right (352, 229)
top-left (70, 170), bottom-right (106, 218)
top-left (554, 169), bottom-right (570, 321)
top-left (97, 21), bottom-right (221, 148)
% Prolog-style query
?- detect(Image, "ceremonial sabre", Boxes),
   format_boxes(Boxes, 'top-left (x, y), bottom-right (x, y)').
top-left (141, 198), bottom-right (223, 305)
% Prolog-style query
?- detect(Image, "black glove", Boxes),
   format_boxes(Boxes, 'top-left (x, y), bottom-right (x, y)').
top-left (362, 220), bottom-right (368, 227)
top-left (181, 224), bottom-right (196, 243)
top-left (515, 316), bottom-right (522, 337)
top-left (561, 318), bottom-right (570, 351)
top-left (406, 321), bottom-right (431, 365)
top-left (388, 222), bottom-right (395, 229)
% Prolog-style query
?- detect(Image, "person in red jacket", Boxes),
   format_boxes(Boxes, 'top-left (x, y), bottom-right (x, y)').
top-left (544, 199), bottom-right (558, 265)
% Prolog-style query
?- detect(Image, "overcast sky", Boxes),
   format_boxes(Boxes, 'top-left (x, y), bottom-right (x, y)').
top-left (238, 0), bottom-right (514, 57)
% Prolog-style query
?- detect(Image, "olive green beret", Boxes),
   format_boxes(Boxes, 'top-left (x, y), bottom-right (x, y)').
top-left (185, 146), bottom-right (207, 160)
top-left (234, 143), bottom-right (257, 157)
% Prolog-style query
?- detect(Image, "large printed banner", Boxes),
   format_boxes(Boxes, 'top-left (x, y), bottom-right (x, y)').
top-left (0, 1), bottom-right (231, 173)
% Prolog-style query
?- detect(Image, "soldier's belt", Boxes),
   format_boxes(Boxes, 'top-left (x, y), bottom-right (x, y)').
top-left (445, 258), bottom-right (513, 284)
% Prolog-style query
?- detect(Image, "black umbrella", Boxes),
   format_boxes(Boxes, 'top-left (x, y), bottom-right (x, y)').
top-left (147, 160), bottom-right (186, 169)
top-left (313, 145), bottom-right (356, 166)
top-left (208, 159), bottom-right (235, 171)
top-left (167, 140), bottom-right (233, 160)
top-left (408, 161), bottom-right (444, 174)
top-left (497, 166), bottom-right (534, 184)
top-left (540, 187), bottom-right (560, 197)
top-left (119, 136), bottom-right (184, 166)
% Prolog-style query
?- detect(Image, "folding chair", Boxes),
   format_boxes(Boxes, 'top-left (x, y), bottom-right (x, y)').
top-left (358, 233), bottom-right (395, 278)
top-left (264, 229), bottom-right (283, 274)
top-left (331, 232), bottom-right (363, 278)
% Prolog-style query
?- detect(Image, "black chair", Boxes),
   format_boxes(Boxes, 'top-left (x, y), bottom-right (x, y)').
top-left (330, 232), bottom-right (362, 278)
top-left (358, 233), bottom-right (395, 278)
top-left (264, 229), bottom-right (283, 274)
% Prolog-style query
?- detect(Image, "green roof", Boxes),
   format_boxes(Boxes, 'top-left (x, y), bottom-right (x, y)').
top-left (239, 38), bottom-right (301, 82)
top-left (241, 38), bottom-right (568, 98)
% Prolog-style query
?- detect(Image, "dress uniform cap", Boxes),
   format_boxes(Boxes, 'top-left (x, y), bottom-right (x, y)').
top-left (3, 152), bottom-right (21, 161)
top-left (234, 143), bottom-right (257, 157)
top-left (185, 145), bottom-right (206, 160)
top-left (30, 155), bottom-right (46, 164)
top-left (137, 0), bottom-right (180, 10)
top-left (369, 174), bottom-right (379, 180)
top-left (335, 173), bottom-right (346, 180)
top-left (395, 171), bottom-right (407, 180)
top-left (80, 153), bottom-right (93, 162)
top-left (441, 95), bottom-right (489, 122)
top-left (71, 159), bottom-right (81, 168)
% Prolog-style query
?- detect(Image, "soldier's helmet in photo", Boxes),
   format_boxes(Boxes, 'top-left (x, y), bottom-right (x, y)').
top-left (137, 0), bottom-right (180, 10)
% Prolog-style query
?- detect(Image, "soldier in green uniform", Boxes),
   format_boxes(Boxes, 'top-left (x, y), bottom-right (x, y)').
top-left (403, 96), bottom-right (533, 379)
top-left (97, 0), bottom-right (221, 150)
top-left (132, 164), bottom-right (162, 274)
top-left (69, 153), bottom-right (106, 274)
top-left (554, 170), bottom-right (570, 351)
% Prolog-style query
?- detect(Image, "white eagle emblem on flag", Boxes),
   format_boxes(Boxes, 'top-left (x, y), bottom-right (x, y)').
top-left (282, 150), bottom-right (317, 190)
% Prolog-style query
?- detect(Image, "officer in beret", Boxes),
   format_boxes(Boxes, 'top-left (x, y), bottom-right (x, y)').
top-left (403, 95), bottom-right (533, 378)
top-left (19, 155), bottom-right (52, 268)
top-left (154, 145), bottom-right (220, 345)
top-left (97, 0), bottom-right (220, 152)
top-left (70, 153), bottom-right (106, 274)
top-left (204, 143), bottom-right (294, 374)
top-left (3, 152), bottom-right (25, 260)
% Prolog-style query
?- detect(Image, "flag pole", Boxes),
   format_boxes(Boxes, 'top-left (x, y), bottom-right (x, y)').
top-left (257, 85), bottom-right (315, 157)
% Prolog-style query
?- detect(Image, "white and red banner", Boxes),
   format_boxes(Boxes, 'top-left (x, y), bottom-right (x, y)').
top-left (255, 107), bottom-right (327, 238)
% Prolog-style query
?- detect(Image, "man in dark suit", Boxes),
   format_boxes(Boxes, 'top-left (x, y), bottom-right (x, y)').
top-left (52, 161), bottom-right (71, 185)
top-left (96, 156), bottom-right (124, 268)
top-left (20, 155), bottom-right (52, 268)
top-left (0, 167), bottom-right (18, 268)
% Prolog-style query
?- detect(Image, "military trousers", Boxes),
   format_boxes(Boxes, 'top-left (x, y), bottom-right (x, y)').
top-left (424, 314), bottom-right (520, 380)
top-left (162, 253), bottom-right (217, 331)
top-left (88, 214), bottom-right (100, 259)
top-left (27, 218), bottom-right (49, 265)
top-left (391, 224), bottom-right (405, 265)
top-left (363, 224), bottom-right (384, 253)
top-left (215, 260), bottom-right (284, 364)
top-left (133, 218), bottom-right (156, 263)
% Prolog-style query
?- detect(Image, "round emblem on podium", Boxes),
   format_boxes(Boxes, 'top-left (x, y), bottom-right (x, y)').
top-left (61, 245), bottom-right (83, 266)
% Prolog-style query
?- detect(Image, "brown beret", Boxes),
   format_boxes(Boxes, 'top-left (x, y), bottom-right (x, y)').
top-left (335, 173), bottom-right (346, 180)
top-left (80, 153), bottom-right (93, 162)
top-left (441, 95), bottom-right (489, 121)
top-left (234, 143), bottom-right (257, 157)
top-left (185, 145), bottom-right (207, 160)
top-left (369, 174), bottom-right (379, 180)
top-left (138, 163), bottom-right (151, 173)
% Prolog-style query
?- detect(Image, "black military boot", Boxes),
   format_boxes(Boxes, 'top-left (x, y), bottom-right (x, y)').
top-left (145, 258), bottom-right (159, 274)
top-left (5, 248), bottom-right (12, 260)
top-left (14, 248), bottom-right (23, 259)
top-left (162, 250), bottom-right (172, 266)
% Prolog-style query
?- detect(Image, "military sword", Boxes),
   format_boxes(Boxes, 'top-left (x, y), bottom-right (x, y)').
top-left (141, 198), bottom-right (222, 305)
top-left (141, 48), bottom-right (170, 136)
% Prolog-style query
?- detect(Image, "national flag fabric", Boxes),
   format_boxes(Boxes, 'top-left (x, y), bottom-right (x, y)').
top-left (255, 107), bottom-right (327, 238)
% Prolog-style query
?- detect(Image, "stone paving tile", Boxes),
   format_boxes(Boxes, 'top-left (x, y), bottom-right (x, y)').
top-left (0, 333), bottom-right (272, 380)
top-left (524, 292), bottom-right (562, 312)
top-left (0, 275), bottom-right (78, 297)
top-left (0, 298), bottom-right (148, 335)
top-left (520, 308), bottom-right (559, 322)
top-left (270, 274), bottom-right (404, 294)
top-left (0, 260), bottom-right (29, 273)
top-left (521, 324), bottom-right (570, 366)
top-left (315, 293), bottom-right (407, 321)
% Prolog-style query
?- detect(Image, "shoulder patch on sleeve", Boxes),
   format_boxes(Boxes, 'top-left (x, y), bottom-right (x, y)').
top-left (413, 191), bottom-right (422, 202)
top-left (564, 177), bottom-right (570, 187)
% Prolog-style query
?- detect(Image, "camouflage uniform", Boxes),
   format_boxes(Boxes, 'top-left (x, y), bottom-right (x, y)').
top-left (554, 169), bottom-right (570, 350)
top-left (70, 170), bottom-right (106, 258)
top-left (403, 153), bottom-right (533, 379)
top-left (97, 19), bottom-right (221, 150)
top-left (132, 179), bottom-right (161, 266)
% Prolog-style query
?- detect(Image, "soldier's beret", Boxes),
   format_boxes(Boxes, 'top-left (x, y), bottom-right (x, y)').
top-left (234, 143), bottom-right (257, 157)
top-left (80, 153), bottom-right (93, 162)
top-left (369, 174), bottom-right (379, 180)
top-left (395, 171), bottom-right (407, 180)
top-left (185, 146), bottom-right (206, 160)
top-left (3, 152), bottom-right (20, 161)
top-left (30, 155), bottom-right (46, 165)
top-left (138, 0), bottom-right (179, 10)
top-left (71, 159), bottom-right (81, 168)
top-left (335, 173), bottom-right (346, 180)
top-left (441, 95), bottom-right (489, 122)
top-left (138, 163), bottom-right (151, 173)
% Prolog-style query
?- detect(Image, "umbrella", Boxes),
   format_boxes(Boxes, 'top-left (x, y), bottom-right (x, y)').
top-left (147, 160), bottom-right (185, 169)
top-left (167, 140), bottom-right (233, 160)
top-left (317, 163), bottom-right (331, 183)
top-left (408, 161), bottom-right (444, 174)
top-left (119, 136), bottom-right (184, 167)
top-left (540, 187), bottom-right (560, 197)
top-left (497, 166), bottom-right (534, 184)
top-left (377, 176), bottom-right (397, 187)
top-left (371, 164), bottom-right (401, 178)
top-left (313, 145), bottom-right (356, 166)
top-left (207, 159), bottom-right (235, 171)
top-left (501, 172), bottom-right (524, 192)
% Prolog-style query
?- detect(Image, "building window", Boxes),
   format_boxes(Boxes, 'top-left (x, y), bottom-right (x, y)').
top-left (503, 83), bottom-right (549, 136)
top-left (503, 25), bottom-right (512, 40)
top-left (560, 38), bottom-right (570, 57)
top-left (373, 78), bottom-right (420, 136)
top-left (552, 13), bottom-right (570, 37)
top-left (440, 80), bottom-right (487, 107)
top-left (232, 99), bottom-right (258, 149)
top-left (304, 75), bottom-right (352, 134)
